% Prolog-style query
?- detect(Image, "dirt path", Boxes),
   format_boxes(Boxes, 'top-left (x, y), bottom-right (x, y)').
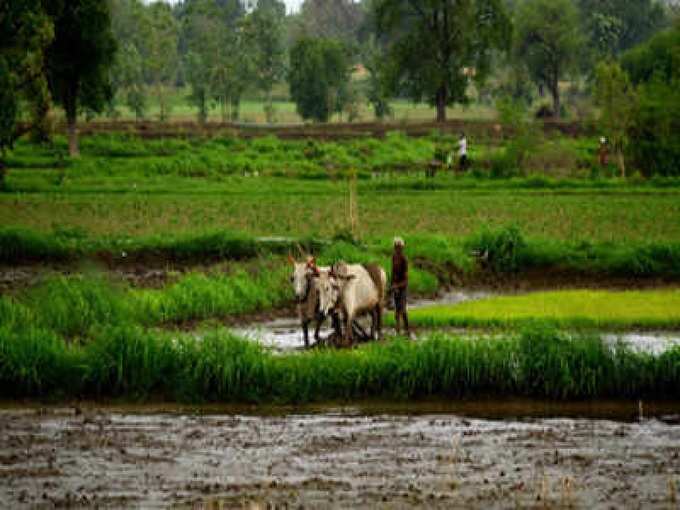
top-left (1, 406), bottom-right (679, 508)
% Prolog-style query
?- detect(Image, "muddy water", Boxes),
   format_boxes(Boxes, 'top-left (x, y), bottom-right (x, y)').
top-left (237, 297), bottom-right (680, 356)
top-left (235, 290), bottom-right (490, 351)
top-left (1, 404), bottom-right (679, 509)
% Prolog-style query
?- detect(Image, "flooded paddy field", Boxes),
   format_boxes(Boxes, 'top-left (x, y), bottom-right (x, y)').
top-left (1, 402), bottom-right (679, 509)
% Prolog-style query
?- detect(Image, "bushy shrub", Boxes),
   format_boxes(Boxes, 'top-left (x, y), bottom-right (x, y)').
top-left (467, 225), bottom-right (527, 274)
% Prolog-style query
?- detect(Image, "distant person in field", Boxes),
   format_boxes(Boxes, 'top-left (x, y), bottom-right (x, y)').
top-left (598, 137), bottom-right (610, 168)
top-left (391, 237), bottom-right (410, 337)
top-left (458, 132), bottom-right (468, 172)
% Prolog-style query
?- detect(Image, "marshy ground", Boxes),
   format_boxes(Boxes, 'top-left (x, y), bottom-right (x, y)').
top-left (1, 403), bottom-right (679, 509)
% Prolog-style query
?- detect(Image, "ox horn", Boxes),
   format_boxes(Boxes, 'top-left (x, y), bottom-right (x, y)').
top-left (295, 243), bottom-right (306, 258)
top-left (287, 253), bottom-right (296, 266)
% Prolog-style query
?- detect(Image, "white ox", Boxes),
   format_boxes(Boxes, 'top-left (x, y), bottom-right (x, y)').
top-left (289, 256), bottom-right (338, 347)
top-left (316, 261), bottom-right (386, 346)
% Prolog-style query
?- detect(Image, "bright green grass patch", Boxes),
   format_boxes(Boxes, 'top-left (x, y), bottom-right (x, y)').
top-left (405, 289), bottom-right (680, 330)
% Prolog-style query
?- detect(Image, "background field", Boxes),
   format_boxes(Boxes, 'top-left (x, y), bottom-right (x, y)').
top-left (3, 133), bottom-right (680, 243)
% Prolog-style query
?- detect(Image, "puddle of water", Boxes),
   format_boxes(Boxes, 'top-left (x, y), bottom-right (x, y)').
top-left (233, 289), bottom-right (680, 355)
top-left (236, 289), bottom-right (490, 351)
top-left (604, 332), bottom-right (680, 356)
top-left (237, 316), bottom-right (680, 356)
top-left (410, 289), bottom-right (491, 309)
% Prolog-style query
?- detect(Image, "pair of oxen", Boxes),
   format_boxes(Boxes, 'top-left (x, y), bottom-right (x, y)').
top-left (288, 256), bottom-right (387, 347)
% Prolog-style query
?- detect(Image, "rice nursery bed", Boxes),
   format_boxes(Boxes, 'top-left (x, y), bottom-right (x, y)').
top-left (405, 289), bottom-right (680, 331)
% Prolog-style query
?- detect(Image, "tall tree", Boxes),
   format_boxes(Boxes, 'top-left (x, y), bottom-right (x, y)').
top-left (182, 0), bottom-right (249, 122)
top-left (578, 0), bottom-right (667, 59)
top-left (44, 0), bottom-right (117, 156)
top-left (117, 42), bottom-right (147, 120)
top-left (375, 0), bottom-right (512, 122)
top-left (109, 0), bottom-right (150, 120)
top-left (622, 21), bottom-right (680, 177)
top-left (288, 38), bottom-right (352, 122)
top-left (146, 1), bottom-right (179, 122)
top-left (296, 0), bottom-right (365, 46)
top-left (514, 0), bottom-right (582, 118)
top-left (0, 0), bottom-right (53, 185)
top-left (363, 36), bottom-right (392, 120)
top-left (594, 62), bottom-right (636, 177)
top-left (243, 0), bottom-right (287, 122)
top-left (621, 20), bottom-right (680, 85)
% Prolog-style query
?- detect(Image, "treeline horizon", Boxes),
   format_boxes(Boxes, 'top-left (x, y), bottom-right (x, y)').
top-left (2, 0), bottom-right (679, 175)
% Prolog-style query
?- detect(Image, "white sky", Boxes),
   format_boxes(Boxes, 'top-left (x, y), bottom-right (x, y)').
top-left (283, 0), bottom-right (303, 12)
top-left (149, 0), bottom-right (304, 13)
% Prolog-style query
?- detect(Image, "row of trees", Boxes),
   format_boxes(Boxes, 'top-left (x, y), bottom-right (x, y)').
top-left (1, 0), bottom-right (115, 161)
top-left (106, 0), bottom-right (677, 125)
top-left (1, 0), bottom-right (677, 164)
top-left (110, 0), bottom-right (287, 123)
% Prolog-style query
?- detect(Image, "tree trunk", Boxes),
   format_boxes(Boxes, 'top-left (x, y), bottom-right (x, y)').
top-left (66, 108), bottom-right (79, 158)
top-left (435, 86), bottom-right (447, 123)
top-left (265, 88), bottom-right (274, 123)
top-left (0, 159), bottom-right (6, 191)
top-left (617, 150), bottom-right (626, 179)
top-left (551, 82), bottom-right (560, 119)
top-left (157, 83), bottom-right (167, 122)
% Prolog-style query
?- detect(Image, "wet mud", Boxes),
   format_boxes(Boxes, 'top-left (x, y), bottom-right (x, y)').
top-left (1, 405), bottom-right (679, 509)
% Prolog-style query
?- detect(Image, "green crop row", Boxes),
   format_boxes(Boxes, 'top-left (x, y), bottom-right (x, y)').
top-left (1, 324), bottom-right (678, 402)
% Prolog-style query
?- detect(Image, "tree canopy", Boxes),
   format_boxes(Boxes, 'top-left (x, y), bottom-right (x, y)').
top-left (621, 20), bottom-right (680, 85)
top-left (578, 0), bottom-right (667, 59)
top-left (514, 0), bottom-right (583, 118)
top-left (375, 0), bottom-right (512, 122)
top-left (44, 0), bottom-right (117, 155)
top-left (288, 38), bottom-right (352, 122)
top-left (0, 0), bottom-right (53, 157)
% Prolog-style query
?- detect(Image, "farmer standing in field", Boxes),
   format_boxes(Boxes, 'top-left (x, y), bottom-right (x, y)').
top-left (391, 237), bottom-right (411, 337)
top-left (598, 137), bottom-right (610, 168)
top-left (458, 132), bottom-right (468, 172)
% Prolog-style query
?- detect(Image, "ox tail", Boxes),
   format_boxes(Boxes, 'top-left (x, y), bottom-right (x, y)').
top-left (362, 263), bottom-right (385, 305)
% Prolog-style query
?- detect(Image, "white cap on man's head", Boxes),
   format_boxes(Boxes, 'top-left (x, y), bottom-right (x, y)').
top-left (393, 237), bottom-right (405, 247)
top-left (600, 137), bottom-right (607, 144)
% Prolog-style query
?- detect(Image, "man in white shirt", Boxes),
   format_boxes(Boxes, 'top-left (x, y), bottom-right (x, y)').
top-left (458, 132), bottom-right (468, 172)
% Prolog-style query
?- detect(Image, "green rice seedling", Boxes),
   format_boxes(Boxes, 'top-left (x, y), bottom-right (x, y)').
top-left (404, 289), bottom-right (680, 330)
top-left (0, 227), bottom-right (72, 263)
top-left (82, 325), bottom-right (179, 397)
top-left (517, 324), bottom-right (616, 399)
top-left (1, 324), bottom-right (680, 402)
top-left (135, 231), bottom-right (261, 261)
top-left (23, 275), bottom-right (133, 339)
top-left (174, 329), bottom-right (269, 402)
top-left (0, 295), bottom-right (35, 330)
top-left (137, 264), bottom-right (289, 324)
top-left (0, 325), bottom-right (85, 397)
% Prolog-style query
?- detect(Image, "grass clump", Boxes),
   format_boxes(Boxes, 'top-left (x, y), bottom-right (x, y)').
top-left (405, 289), bottom-right (680, 330)
top-left (138, 265), bottom-right (289, 324)
top-left (23, 276), bottom-right (132, 338)
top-left (1, 324), bottom-right (679, 402)
top-left (467, 225), bottom-right (527, 274)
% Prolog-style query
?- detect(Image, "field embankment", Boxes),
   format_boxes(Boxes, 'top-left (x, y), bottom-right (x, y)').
top-left (19, 118), bottom-right (590, 140)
